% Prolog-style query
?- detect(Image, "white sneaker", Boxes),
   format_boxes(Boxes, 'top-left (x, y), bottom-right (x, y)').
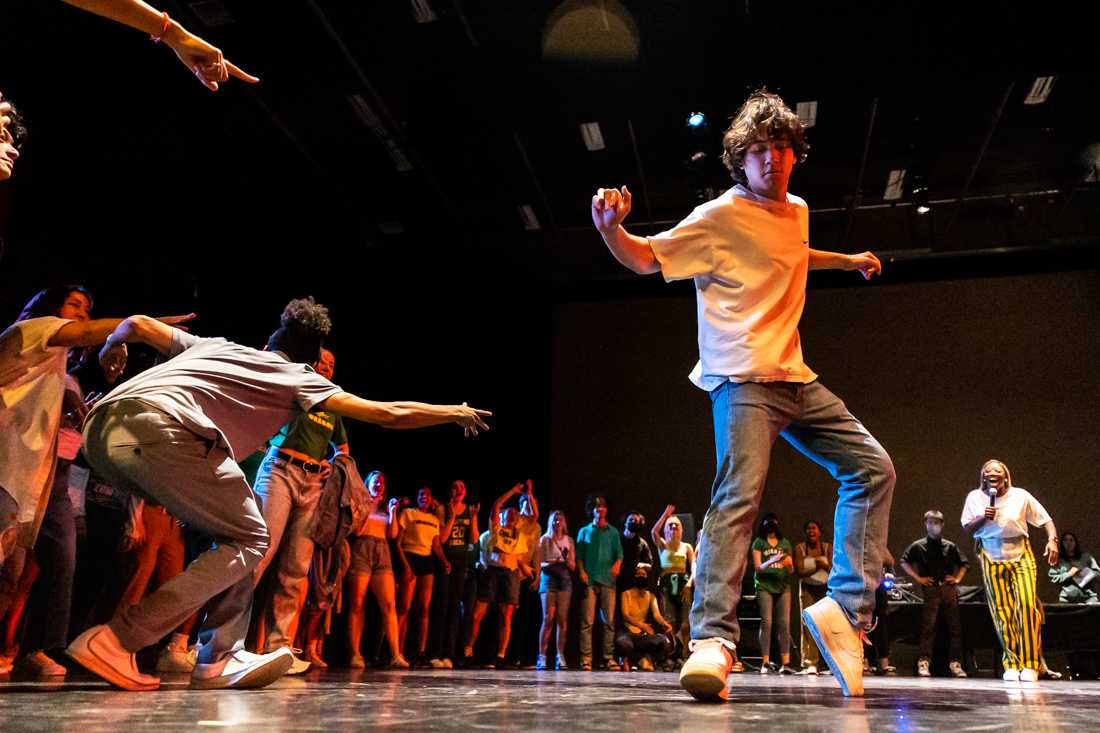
top-left (1002, 668), bottom-right (1020, 682)
top-left (191, 648), bottom-right (294, 690)
top-left (1019, 668), bottom-right (1038, 682)
top-left (917, 658), bottom-right (931, 677)
top-left (801, 597), bottom-right (865, 697)
top-left (679, 638), bottom-right (734, 702)
top-left (441, 658), bottom-right (453, 669)
top-left (797, 665), bottom-right (817, 676)
top-left (67, 624), bottom-right (160, 691)
top-left (949, 660), bottom-right (967, 678)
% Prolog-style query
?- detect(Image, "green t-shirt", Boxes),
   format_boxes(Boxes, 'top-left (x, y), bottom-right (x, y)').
top-left (753, 537), bottom-right (793, 595)
top-left (270, 408), bottom-right (348, 462)
top-left (576, 523), bottom-right (623, 587)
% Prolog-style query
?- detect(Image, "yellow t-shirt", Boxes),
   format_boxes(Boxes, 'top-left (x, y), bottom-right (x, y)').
top-left (399, 508), bottom-right (441, 557)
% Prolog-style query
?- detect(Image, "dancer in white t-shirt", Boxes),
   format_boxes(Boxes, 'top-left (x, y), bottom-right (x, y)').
top-left (590, 90), bottom-right (895, 700)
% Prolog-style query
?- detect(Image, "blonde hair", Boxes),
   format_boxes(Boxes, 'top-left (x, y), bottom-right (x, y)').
top-left (979, 459), bottom-right (1013, 490)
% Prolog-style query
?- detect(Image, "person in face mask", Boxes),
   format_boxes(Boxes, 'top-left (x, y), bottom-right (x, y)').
top-left (615, 564), bottom-right (674, 672)
top-left (617, 511), bottom-right (655, 597)
top-left (900, 510), bottom-right (969, 678)
top-left (752, 513), bottom-right (794, 674)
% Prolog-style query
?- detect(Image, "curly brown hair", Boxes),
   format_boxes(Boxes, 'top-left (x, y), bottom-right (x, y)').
top-left (721, 90), bottom-right (809, 185)
top-left (266, 296), bottom-right (332, 364)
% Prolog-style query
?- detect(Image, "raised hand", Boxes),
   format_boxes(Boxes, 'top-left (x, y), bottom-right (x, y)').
top-left (162, 24), bottom-right (259, 92)
top-left (591, 186), bottom-right (633, 233)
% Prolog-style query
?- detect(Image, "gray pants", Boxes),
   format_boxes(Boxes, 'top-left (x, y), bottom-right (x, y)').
top-left (83, 401), bottom-right (269, 664)
top-left (580, 582), bottom-right (616, 662)
top-left (692, 381), bottom-right (895, 643)
top-left (253, 451), bottom-right (322, 651)
top-left (756, 588), bottom-right (791, 660)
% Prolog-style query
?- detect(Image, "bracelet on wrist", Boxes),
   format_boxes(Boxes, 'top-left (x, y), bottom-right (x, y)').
top-left (150, 10), bottom-right (171, 43)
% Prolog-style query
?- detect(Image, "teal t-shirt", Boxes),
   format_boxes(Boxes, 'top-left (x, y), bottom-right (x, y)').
top-left (753, 537), bottom-right (793, 595)
top-left (577, 523), bottom-right (623, 587)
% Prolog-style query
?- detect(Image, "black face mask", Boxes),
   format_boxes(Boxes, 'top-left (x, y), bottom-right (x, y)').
top-left (633, 576), bottom-right (649, 589)
top-left (626, 519), bottom-right (644, 533)
top-left (763, 521), bottom-right (779, 535)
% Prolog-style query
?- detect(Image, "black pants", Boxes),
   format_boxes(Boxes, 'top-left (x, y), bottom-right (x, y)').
top-left (24, 461), bottom-right (77, 653)
top-left (615, 629), bottom-right (672, 663)
top-left (918, 584), bottom-right (964, 662)
top-left (70, 500), bottom-right (129, 635)
top-left (868, 584), bottom-right (891, 663)
top-left (428, 553), bottom-right (470, 661)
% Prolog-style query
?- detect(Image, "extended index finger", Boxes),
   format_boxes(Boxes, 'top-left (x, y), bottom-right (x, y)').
top-left (225, 60), bottom-right (260, 84)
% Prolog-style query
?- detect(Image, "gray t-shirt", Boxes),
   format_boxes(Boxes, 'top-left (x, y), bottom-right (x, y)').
top-left (90, 329), bottom-right (342, 460)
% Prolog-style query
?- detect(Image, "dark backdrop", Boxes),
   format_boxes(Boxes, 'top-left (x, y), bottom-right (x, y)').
top-left (551, 269), bottom-right (1100, 602)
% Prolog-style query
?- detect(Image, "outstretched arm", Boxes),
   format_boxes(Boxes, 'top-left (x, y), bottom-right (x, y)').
top-left (50, 313), bottom-right (195, 354)
top-left (591, 186), bottom-right (661, 275)
top-left (61, 0), bottom-right (259, 91)
top-left (809, 249), bottom-right (882, 279)
top-left (322, 393), bottom-right (490, 435)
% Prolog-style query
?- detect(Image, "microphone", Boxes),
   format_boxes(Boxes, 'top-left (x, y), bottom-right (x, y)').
top-left (989, 486), bottom-right (997, 508)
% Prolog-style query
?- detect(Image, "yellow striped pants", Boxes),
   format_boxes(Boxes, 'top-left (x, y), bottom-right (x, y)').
top-left (979, 542), bottom-right (1043, 671)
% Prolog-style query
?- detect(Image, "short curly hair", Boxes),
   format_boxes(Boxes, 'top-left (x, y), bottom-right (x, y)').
top-left (1, 98), bottom-right (27, 150)
top-left (721, 90), bottom-right (809, 185)
top-left (267, 296), bottom-right (332, 364)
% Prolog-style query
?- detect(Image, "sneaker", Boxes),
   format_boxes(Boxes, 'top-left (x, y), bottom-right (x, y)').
top-left (156, 636), bottom-right (197, 673)
top-left (441, 658), bottom-right (453, 669)
top-left (1002, 668), bottom-right (1020, 682)
top-left (456, 654), bottom-right (474, 669)
top-left (67, 625), bottom-right (159, 691)
top-left (1019, 668), bottom-right (1039, 682)
top-left (779, 665), bottom-right (796, 675)
top-left (679, 638), bottom-right (734, 702)
top-left (555, 658), bottom-right (570, 671)
top-left (877, 665), bottom-right (897, 677)
top-left (801, 597), bottom-right (865, 697)
top-left (638, 656), bottom-right (655, 672)
top-left (388, 656), bottom-right (411, 669)
top-left (580, 657), bottom-right (593, 672)
top-left (917, 658), bottom-right (931, 677)
top-left (348, 654), bottom-right (366, 669)
top-left (190, 648), bottom-right (294, 690)
top-left (16, 650), bottom-right (67, 678)
top-left (604, 658), bottom-right (622, 672)
top-left (492, 656), bottom-right (508, 670)
top-left (536, 655), bottom-right (549, 671)
top-left (759, 662), bottom-right (774, 675)
top-left (949, 660), bottom-right (967, 678)
top-left (284, 650), bottom-right (311, 676)
top-left (428, 658), bottom-right (447, 669)
top-left (797, 665), bottom-right (818, 676)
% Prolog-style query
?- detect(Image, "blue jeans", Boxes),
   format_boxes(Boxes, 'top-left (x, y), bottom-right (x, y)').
top-left (690, 381), bottom-right (895, 643)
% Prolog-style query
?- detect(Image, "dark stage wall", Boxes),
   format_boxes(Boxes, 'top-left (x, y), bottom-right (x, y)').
top-left (551, 269), bottom-right (1100, 601)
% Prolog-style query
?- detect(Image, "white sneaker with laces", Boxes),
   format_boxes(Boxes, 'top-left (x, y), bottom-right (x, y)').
top-left (191, 648), bottom-right (294, 690)
top-left (1019, 668), bottom-right (1038, 682)
top-left (285, 649), bottom-right (311, 675)
top-left (679, 638), bottom-right (735, 702)
top-left (1002, 668), bottom-right (1020, 682)
top-left (917, 658), bottom-right (931, 677)
top-left (801, 597), bottom-right (865, 697)
top-left (949, 660), bottom-right (967, 678)
top-left (797, 664), bottom-right (817, 676)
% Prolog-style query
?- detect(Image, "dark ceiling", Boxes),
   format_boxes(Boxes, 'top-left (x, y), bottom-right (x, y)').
top-left (1, 0), bottom-right (1098, 299)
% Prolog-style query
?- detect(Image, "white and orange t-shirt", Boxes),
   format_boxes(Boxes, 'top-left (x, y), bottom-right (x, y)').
top-left (648, 184), bottom-right (817, 390)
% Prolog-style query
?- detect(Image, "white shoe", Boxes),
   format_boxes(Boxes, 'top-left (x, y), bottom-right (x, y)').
top-left (191, 648), bottom-right (294, 690)
top-left (917, 658), bottom-right (931, 678)
top-left (156, 637), bottom-right (198, 673)
top-left (797, 665), bottom-right (817, 676)
top-left (1002, 669), bottom-right (1020, 682)
top-left (949, 660), bottom-right (967, 678)
top-left (67, 624), bottom-right (160, 691)
top-left (1019, 668), bottom-right (1038, 682)
top-left (442, 658), bottom-right (453, 669)
top-left (678, 638), bottom-right (734, 702)
top-left (429, 658), bottom-right (447, 669)
top-left (801, 597), bottom-right (865, 697)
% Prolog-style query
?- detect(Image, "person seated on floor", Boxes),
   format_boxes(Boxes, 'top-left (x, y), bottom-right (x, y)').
top-left (615, 564), bottom-right (673, 672)
top-left (1049, 532), bottom-right (1100, 604)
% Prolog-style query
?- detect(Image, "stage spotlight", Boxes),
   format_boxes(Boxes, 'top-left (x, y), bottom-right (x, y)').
top-left (687, 112), bottom-right (706, 128)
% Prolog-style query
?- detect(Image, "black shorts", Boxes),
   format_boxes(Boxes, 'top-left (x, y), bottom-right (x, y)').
top-left (405, 552), bottom-right (436, 577)
top-left (477, 565), bottom-right (520, 606)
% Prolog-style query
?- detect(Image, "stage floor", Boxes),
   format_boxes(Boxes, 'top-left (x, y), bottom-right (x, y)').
top-left (2, 668), bottom-right (1097, 731)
